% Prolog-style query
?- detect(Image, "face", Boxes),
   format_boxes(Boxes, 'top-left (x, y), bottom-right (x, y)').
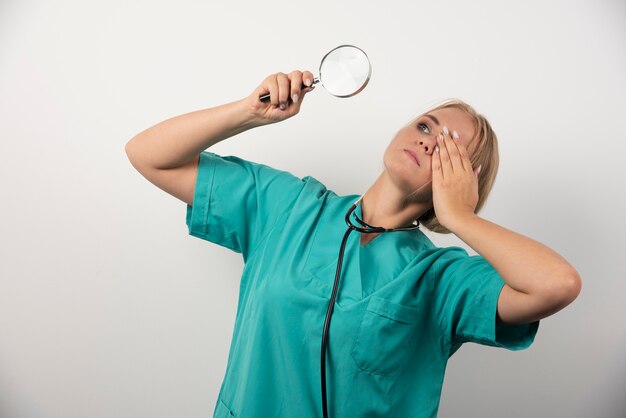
top-left (382, 107), bottom-right (477, 203)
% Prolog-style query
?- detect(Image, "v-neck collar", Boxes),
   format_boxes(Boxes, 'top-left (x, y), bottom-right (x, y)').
top-left (352, 198), bottom-right (426, 299)
top-left (302, 195), bottom-right (429, 307)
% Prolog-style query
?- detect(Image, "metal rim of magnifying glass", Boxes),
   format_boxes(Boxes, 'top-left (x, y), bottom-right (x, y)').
top-left (317, 44), bottom-right (372, 98)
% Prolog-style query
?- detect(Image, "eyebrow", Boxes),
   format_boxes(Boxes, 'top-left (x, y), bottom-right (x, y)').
top-left (423, 114), bottom-right (440, 126)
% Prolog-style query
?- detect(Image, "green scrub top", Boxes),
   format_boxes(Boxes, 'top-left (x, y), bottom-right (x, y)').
top-left (186, 151), bottom-right (540, 418)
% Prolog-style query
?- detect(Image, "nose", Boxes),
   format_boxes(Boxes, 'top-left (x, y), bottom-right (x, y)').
top-left (417, 137), bottom-right (437, 155)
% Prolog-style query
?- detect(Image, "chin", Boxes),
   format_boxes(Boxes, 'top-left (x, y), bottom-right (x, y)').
top-left (383, 155), bottom-right (431, 196)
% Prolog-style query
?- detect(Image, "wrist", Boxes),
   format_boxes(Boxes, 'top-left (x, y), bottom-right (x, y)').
top-left (445, 212), bottom-right (479, 234)
top-left (232, 98), bottom-right (265, 130)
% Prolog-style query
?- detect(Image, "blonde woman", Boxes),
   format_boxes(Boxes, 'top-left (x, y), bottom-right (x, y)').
top-left (126, 70), bottom-right (582, 418)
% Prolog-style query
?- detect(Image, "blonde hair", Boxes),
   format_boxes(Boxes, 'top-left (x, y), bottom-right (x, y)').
top-left (412, 99), bottom-right (500, 234)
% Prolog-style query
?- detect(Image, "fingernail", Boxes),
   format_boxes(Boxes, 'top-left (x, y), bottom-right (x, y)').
top-left (453, 130), bottom-right (459, 140)
top-left (304, 79), bottom-right (312, 86)
top-left (435, 145), bottom-right (440, 153)
top-left (279, 103), bottom-right (286, 110)
top-left (293, 94), bottom-right (298, 103)
top-left (443, 126), bottom-right (449, 135)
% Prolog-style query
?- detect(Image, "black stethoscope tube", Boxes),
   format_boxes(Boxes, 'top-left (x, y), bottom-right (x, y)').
top-left (320, 196), bottom-right (420, 418)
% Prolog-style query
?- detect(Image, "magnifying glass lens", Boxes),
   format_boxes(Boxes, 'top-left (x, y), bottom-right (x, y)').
top-left (319, 45), bottom-right (371, 97)
top-left (258, 44), bottom-right (371, 102)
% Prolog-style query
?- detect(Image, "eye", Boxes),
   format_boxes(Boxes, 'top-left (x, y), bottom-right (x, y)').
top-left (417, 122), bottom-right (430, 134)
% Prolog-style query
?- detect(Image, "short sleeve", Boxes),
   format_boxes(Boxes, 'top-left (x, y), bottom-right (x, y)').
top-left (434, 247), bottom-right (540, 357)
top-left (185, 151), bottom-right (307, 260)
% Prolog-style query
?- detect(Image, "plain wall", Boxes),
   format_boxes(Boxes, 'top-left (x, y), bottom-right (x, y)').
top-left (1, 0), bottom-right (625, 417)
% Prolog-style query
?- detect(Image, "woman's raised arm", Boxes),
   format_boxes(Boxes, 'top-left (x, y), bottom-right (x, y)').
top-left (125, 70), bottom-right (315, 170)
top-left (124, 71), bottom-right (315, 205)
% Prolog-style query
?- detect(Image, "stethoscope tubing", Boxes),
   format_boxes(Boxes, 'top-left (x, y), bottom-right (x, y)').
top-left (320, 195), bottom-right (420, 418)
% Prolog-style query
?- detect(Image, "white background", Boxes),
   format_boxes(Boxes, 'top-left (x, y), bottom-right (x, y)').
top-left (1, 0), bottom-right (625, 417)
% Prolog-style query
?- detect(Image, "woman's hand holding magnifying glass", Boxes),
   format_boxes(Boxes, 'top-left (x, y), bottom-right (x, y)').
top-left (244, 46), bottom-right (370, 127)
top-left (246, 70), bottom-right (316, 126)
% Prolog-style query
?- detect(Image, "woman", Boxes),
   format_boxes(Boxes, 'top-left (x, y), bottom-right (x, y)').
top-left (126, 70), bottom-right (582, 417)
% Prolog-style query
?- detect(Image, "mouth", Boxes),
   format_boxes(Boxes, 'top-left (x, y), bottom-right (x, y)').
top-left (404, 149), bottom-right (420, 166)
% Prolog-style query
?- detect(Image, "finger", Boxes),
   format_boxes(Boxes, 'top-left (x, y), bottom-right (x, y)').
top-left (266, 75), bottom-right (279, 108)
top-left (451, 130), bottom-right (472, 171)
top-left (436, 132), bottom-right (453, 174)
top-left (432, 140), bottom-right (444, 180)
top-left (276, 72), bottom-right (290, 109)
top-left (302, 71), bottom-right (315, 88)
top-left (442, 126), bottom-right (464, 172)
top-left (288, 70), bottom-right (303, 104)
top-left (300, 71), bottom-right (316, 98)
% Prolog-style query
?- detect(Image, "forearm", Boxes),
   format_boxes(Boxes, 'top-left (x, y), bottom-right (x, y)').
top-left (125, 98), bottom-right (259, 169)
top-left (448, 214), bottom-right (581, 296)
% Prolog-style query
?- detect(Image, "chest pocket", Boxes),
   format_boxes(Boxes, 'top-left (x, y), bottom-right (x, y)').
top-left (351, 296), bottom-right (420, 377)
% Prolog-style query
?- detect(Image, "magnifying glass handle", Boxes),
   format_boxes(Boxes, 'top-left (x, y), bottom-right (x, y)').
top-left (259, 77), bottom-right (320, 102)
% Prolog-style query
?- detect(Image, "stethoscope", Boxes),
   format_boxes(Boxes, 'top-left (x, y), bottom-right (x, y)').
top-left (320, 195), bottom-right (420, 418)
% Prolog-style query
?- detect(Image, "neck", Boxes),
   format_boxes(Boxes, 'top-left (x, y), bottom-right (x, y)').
top-left (360, 171), bottom-right (432, 230)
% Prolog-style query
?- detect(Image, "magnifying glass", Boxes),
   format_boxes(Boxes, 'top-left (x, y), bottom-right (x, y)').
top-left (259, 44), bottom-right (372, 102)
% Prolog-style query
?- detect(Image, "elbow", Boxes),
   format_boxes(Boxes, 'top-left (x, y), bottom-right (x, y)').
top-left (125, 138), bottom-right (135, 158)
top-left (125, 137), bottom-right (140, 164)
top-left (565, 270), bottom-right (582, 302)
top-left (125, 139), bottom-right (143, 173)
top-left (533, 271), bottom-right (582, 320)
top-left (555, 269), bottom-right (582, 306)
top-left (523, 269), bottom-right (582, 321)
